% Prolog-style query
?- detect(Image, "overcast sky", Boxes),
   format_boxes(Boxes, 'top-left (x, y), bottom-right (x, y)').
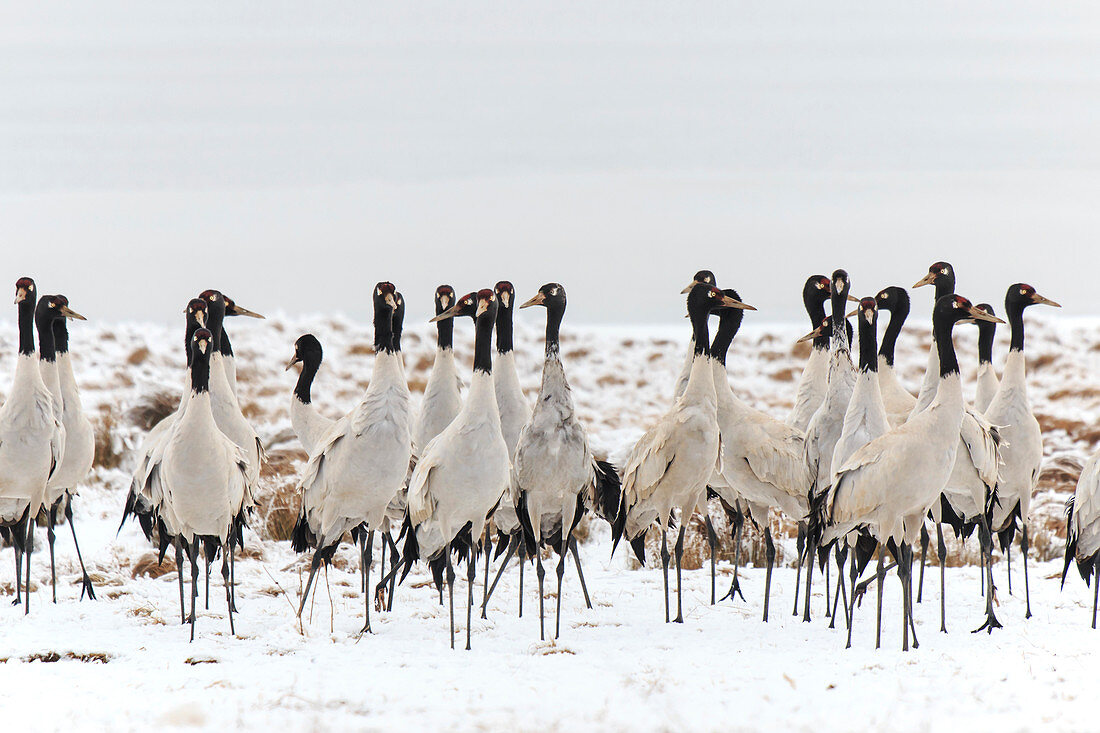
top-left (2, 1), bottom-right (1098, 325)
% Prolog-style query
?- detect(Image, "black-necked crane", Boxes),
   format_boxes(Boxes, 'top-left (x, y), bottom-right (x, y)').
top-left (155, 328), bottom-right (250, 640)
top-left (801, 269), bottom-right (856, 622)
top-left (873, 286), bottom-right (917, 427)
top-left (619, 282), bottom-right (754, 624)
top-left (216, 296), bottom-right (264, 401)
top-left (36, 295), bottom-right (95, 603)
top-left (1065, 453), bottom-right (1100, 628)
top-left (0, 280), bottom-right (63, 614)
top-left (822, 294), bottom-right (1002, 651)
top-left (48, 294), bottom-right (97, 601)
top-left (286, 334), bottom-right (332, 455)
top-left (708, 288), bottom-right (810, 621)
top-left (498, 283), bottom-right (622, 640)
top-left (985, 283), bottom-right (1059, 619)
top-left (787, 275), bottom-right (835, 431)
top-left (293, 282), bottom-right (412, 633)
top-left (974, 304), bottom-right (1000, 414)
top-left (414, 285), bottom-right (463, 454)
top-left (403, 289), bottom-right (511, 650)
top-left (673, 270), bottom-right (718, 402)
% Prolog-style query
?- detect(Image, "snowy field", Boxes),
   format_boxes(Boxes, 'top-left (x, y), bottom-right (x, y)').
top-left (0, 310), bottom-right (1098, 731)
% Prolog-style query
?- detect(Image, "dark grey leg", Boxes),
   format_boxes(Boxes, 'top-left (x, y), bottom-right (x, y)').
top-left (481, 535), bottom-right (491, 619)
top-left (297, 546), bottom-right (325, 617)
top-left (1022, 524), bottom-right (1033, 619)
top-left (917, 523), bottom-right (929, 603)
top-left (829, 546), bottom-right (845, 629)
top-left (972, 515), bottom-right (1002, 634)
top-left (938, 524), bottom-right (947, 633)
top-left (13, 537), bottom-right (22, 606)
top-left (386, 533), bottom-right (399, 612)
top-left (792, 522), bottom-right (805, 615)
top-left (24, 517), bottom-right (33, 615)
top-left (48, 506), bottom-right (57, 604)
top-left (536, 548), bottom-right (546, 641)
top-left (845, 549), bottom-right (858, 649)
top-left (705, 515), bottom-right (717, 605)
top-left (482, 539), bottom-right (516, 615)
top-left (980, 544), bottom-right (986, 597)
top-left (899, 543), bottom-right (911, 652)
top-left (731, 511), bottom-right (745, 602)
top-left (569, 536), bottom-right (593, 609)
top-left (223, 543), bottom-right (235, 636)
top-left (361, 530), bottom-right (374, 634)
top-left (875, 545), bottom-right (885, 650)
top-left (65, 502), bottom-right (95, 601)
top-left (1006, 541), bottom-right (1012, 595)
top-left (204, 557), bottom-right (210, 610)
top-left (518, 542), bottom-right (525, 618)
top-left (189, 542), bottom-right (200, 642)
top-left (673, 523), bottom-right (686, 624)
top-left (906, 544), bottom-right (919, 648)
top-left (175, 539), bottom-right (187, 624)
top-left (661, 528), bottom-right (670, 624)
top-left (1093, 555), bottom-right (1100, 630)
top-left (554, 535), bottom-right (567, 639)
top-left (803, 536), bottom-right (816, 623)
top-left (762, 527), bottom-right (775, 622)
top-left (465, 546), bottom-right (476, 650)
top-left (445, 542), bottom-right (456, 650)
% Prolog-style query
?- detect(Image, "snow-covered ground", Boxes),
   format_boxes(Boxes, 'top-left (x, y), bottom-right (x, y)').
top-left (1, 310), bottom-right (1097, 731)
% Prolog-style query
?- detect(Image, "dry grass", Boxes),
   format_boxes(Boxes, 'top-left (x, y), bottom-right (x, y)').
top-left (770, 368), bottom-right (798, 383)
top-left (255, 448), bottom-right (307, 542)
top-left (126, 389), bottom-right (178, 431)
top-left (126, 347), bottom-right (150, 366)
top-left (131, 552), bottom-right (177, 579)
top-left (93, 409), bottom-right (126, 470)
top-left (347, 343), bottom-right (374, 356)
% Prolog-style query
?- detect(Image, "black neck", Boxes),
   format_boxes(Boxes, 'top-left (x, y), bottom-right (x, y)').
top-left (207, 306), bottom-right (226, 353)
top-left (36, 313), bottom-right (57, 363)
top-left (1006, 301), bottom-right (1026, 353)
top-left (544, 302), bottom-right (564, 356)
top-left (294, 355), bottom-right (320, 404)
top-left (934, 275), bottom-right (955, 301)
top-left (806, 298), bottom-right (828, 350)
top-left (857, 316), bottom-right (878, 373)
top-left (436, 317), bottom-right (454, 350)
top-left (830, 290), bottom-right (848, 348)
top-left (191, 352), bottom-right (211, 393)
top-left (879, 302), bottom-right (908, 367)
top-left (978, 322), bottom-right (996, 363)
top-left (710, 310), bottom-right (742, 366)
top-left (933, 317), bottom-right (960, 378)
top-left (690, 308), bottom-right (711, 358)
top-left (495, 306), bottom-right (514, 354)
top-left (374, 307), bottom-right (395, 354)
top-left (185, 318), bottom-right (203, 367)
top-left (219, 328), bottom-right (234, 357)
top-left (473, 313), bottom-right (494, 374)
top-left (17, 297), bottom-right (35, 356)
top-left (53, 318), bottom-right (70, 355)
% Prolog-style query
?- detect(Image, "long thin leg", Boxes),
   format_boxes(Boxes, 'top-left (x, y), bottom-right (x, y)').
top-left (536, 549), bottom-right (546, 641)
top-left (980, 543), bottom-right (986, 597)
top-left (875, 544), bottom-right (885, 650)
top-left (13, 537), bottom-right (22, 606)
top-left (938, 524), bottom-right (947, 633)
top-left (65, 502), bottom-right (95, 601)
top-left (518, 542), bottom-right (525, 618)
top-left (361, 530), bottom-right (374, 634)
top-left (1093, 555), bottom-right (1100, 630)
top-left (466, 545), bottom-right (476, 650)
top-left (1022, 523), bottom-right (1033, 619)
top-left (972, 515), bottom-right (1002, 634)
top-left (917, 523), bottom-right (929, 603)
top-left (297, 548), bottom-right (325, 617)
top-left (829, 546), bottom-right (845, 629)
top-left (445, 542), bottom-right (456, 650)
top-left (673, 523), bottom-right (686, 624)
top-left (230, 538), bottom-right (237, 613)
top-left (554, 536), bottom-right (567, 639)
top-left (802, 536), bottom-right (815, 623)
top-left (386, 533), bottom-right (399, 612)
top-left (189, 542), bottom-right (200, 642)
top-left (762, 527), bottom-right (775, 622)
top-left (481, 535), bottom-right (491, 619)
top-left (705, 515), bottom-right (717, 605)
top-left (175, 539), bottom-right (187, 624)
top-left (731, 512), bottom-right (745, 602)
top-left (845, 549), bottom-right (858, 649)
top-left (661, 528), bottom-right (671, 624)
top-left (1006, 541), bottom-right (1012, 595)
top-left (569, 536), bottom-right (592, 609)
top-left (899, 543), bottom-right (910, 652)
top-left (204, 558), bottom-right (210, 610)
top-left (483, 539), bottom-right (516, 614)
top-left (24, 518), bottom-right (33, 615)
top-left (377, 537), bottom-right (385, 596)
top-left (48, 507), bottom-right (57, 604)
top-left (824, 552), bottom-right (831, 618)
top-left (792, 522), bottom-right (805, 615)
top-left (223, 543), bottom-right (235, 636)
top-left (907, 544), bottom-right (919, 648)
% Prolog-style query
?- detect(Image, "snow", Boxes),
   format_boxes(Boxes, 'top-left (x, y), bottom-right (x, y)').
top-left (0, 310), bottom-right (1097, 731)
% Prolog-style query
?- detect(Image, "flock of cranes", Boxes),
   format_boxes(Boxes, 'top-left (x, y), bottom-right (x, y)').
top-left (3, 265), bottom-right (1100, 651)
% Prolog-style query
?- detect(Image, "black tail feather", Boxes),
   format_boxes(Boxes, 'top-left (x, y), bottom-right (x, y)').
top-left (291, 511), bottom-right (316, 554)
top-left (399, 513), bottom-right (419, 584)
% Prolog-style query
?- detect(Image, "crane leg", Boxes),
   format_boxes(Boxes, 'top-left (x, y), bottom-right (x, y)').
top-left (762, 527), bottom-right (776, 622)
top-left (792, 522), bottom-right (805, 616)
top-left (65, 501), bottom-right (96, 601)
top-left (829, 545), bottom-right (846, 629)
top-left (875, 544), bottom-right (885, 650)
top-left (704, 515), bottom-right (717, 605)
top-left (906, 544), bottom-right (919, 649)
top-left (802, 536), bottom-right (815, 623)
top-left (175, 539), bottom-right (187, 624)
top-left (555, 536), bottom-right (567, 639)
top-left (361, 530), bottom-right (374, 634)
top-left (569, 536), bottom-right (592, 609)
top-left (481, 534), bottom-right (492, 619)
top-left (13, 537), bottom-right (22, 606)
top-left (230, 538), bottom-right (238, 613)
top-left (1022, 524), bottom-right (1033, 619)
top-left (731, 510), bottom-right (744, 602)
top-left (466, 546), bottom-right (476, 651)
top-left (386, 533), bottom-right (399, 612)
top-left (223, 542), bottom-right (235, 636)
top-left (899, 543), bottom-right (911, 652)
top-left (845, 549), bottom-right (858, 649)
top-left (673, 522), bottom-right (686, 624)
top-left (445, 542), bottom-right (456, 650)
top-left (297, 546), bottom-right (325, 618)
top-left (938, 523), bottom-right (947, 633)
top-left (536, 549), bottom-right (546, 641)
top-left (980, 541), bottom-right (986, 597)
top-left (1006, 541), bottom-right (1012, 595)
top-left (47, 506), bottom-right (57, 604)
top-left (204, 557), bottom-right (210, 610)
top-left (482, 538), bottom-right (516, 615)
top-left (1093, 555), bottom-right (1100, 630)
top-left (518, 542), bottom-right (525, 618)
top-left (972, 515), bottom-right (1002, 634)
top-left (661, 528), bottom-right (671, 624)
top-left (23, 517), bottom-right (33, 615)
top-left (188, 541), bottom-right (200, 642)
top-left (824, 553), bottom-right (832, 618)
top-left (917, 523), bottom-right (929, 603)
top-left (375, 535), bottom-right (384, 596)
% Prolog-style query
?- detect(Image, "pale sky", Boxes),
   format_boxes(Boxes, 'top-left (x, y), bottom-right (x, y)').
top-left (2, 1), bottom-right (1098, 325)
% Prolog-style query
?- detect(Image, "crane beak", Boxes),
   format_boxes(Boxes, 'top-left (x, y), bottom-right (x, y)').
top-left (847, 294), bottom-right (860, 303)
top-left (846, 308), bottom-right (859, 318)
top-left (1032, 293), bottom-right (1061, 308)
top-left (719, 294), bottom-right (756, 311)
top-left (58, 305), bottom-right (86, 321)
top-left (14, 287), bottom-right (27, 304)
top-left (967, 305), bottom-right (1005, 324)
top-left (797, 324), bottom-right (826, 343)
top-left (384, 293), bottom-right (398, 311)
top-left (228, 303), bottom-right (265, 319)
top-left (913, 272), bottom-right (937, 288)
top-left (519, 292), bottom-right (546, 309)
top-left (430, 304), bottom-right (458, 322)
top-left (680, 280), bottom-right (707, 294)
top-left (285, 356), bottom-right (301, 372)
